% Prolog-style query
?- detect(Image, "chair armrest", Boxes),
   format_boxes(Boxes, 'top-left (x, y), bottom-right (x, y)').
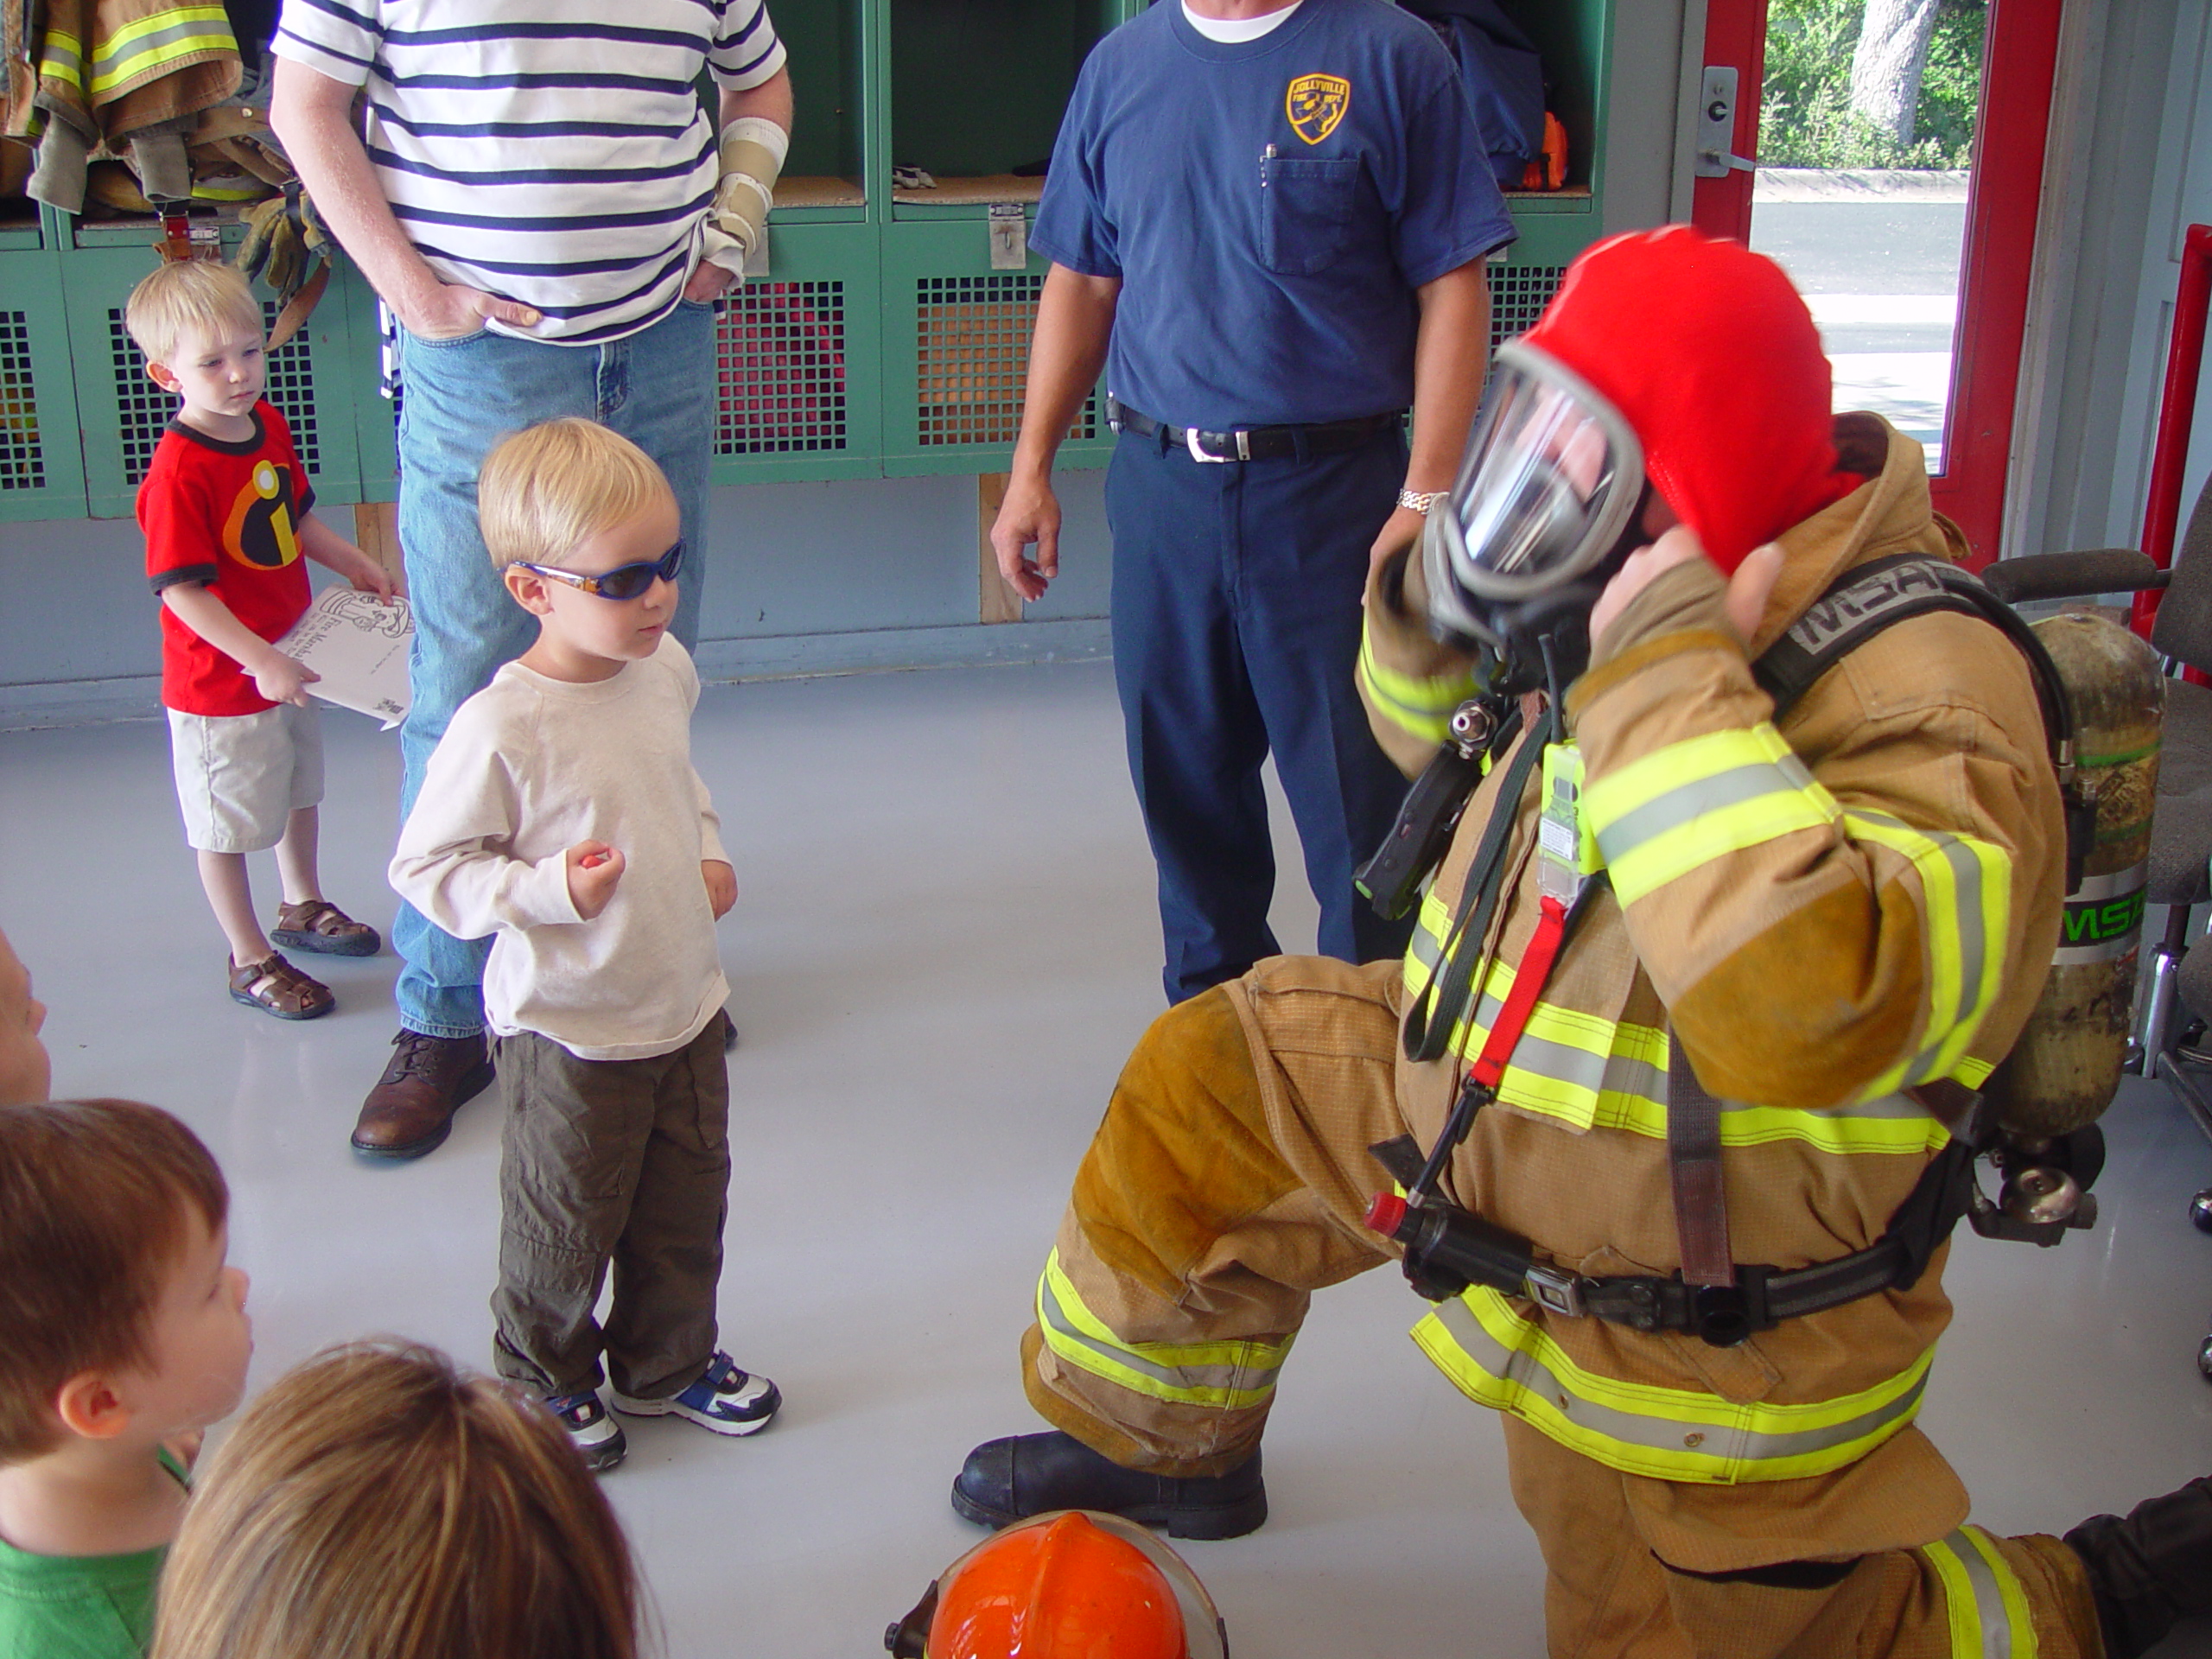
top-left (1980, 549), bottom-right (2167, 605)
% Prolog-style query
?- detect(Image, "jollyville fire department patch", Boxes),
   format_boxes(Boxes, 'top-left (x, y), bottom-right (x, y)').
top-left (1286, 73), bottom-right (1351, 145)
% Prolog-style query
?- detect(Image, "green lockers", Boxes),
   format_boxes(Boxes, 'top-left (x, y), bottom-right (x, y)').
top-left (0, 210), bottom-right (88, 523)
top-left (3, 0), bottom-right (1615, 518)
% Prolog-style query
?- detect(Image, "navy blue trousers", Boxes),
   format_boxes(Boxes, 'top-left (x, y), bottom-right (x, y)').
top-left (1106, 423), bottom-right (1420, 1004)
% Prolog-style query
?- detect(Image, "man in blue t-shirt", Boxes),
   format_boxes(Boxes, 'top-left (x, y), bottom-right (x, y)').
top-left (990, 0), bottom-right (1514, 1007)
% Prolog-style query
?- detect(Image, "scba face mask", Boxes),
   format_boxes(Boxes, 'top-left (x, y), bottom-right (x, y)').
top-left (1420, 338), bottom-right (1651, 696)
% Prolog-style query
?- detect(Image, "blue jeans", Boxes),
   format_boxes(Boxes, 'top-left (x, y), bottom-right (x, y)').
top-left (1106, 423), bottom-right (1419, 1004)
top-left (391, 301), bottom-right (716, 1039)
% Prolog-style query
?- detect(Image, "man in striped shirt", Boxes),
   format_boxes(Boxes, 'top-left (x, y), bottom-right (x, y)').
top-left (270, 0), bottom-right (791, 1160)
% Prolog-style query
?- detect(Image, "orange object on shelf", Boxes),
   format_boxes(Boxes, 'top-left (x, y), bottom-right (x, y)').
top-left (1522, 111), bottom-right (1569, 192)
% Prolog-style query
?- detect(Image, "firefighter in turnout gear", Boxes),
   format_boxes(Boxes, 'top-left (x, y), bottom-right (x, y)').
top-left (950, 227), bottom-right (2212, 1657)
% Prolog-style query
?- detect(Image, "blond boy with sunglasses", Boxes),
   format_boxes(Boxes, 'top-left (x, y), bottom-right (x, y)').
top-left (390, 419), bottom-right (776, 1471)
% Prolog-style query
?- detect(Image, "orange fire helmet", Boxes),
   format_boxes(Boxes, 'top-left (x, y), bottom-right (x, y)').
top-left (886, 1511), bottom-right (1229, 1659)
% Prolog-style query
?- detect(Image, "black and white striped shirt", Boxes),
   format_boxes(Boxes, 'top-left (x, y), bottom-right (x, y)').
top-left (274, 0), bottom-right (784, 343)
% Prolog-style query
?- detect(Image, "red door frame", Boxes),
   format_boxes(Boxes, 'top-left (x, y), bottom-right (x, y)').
top-left (1693, 0), bottom-right (2065, 569)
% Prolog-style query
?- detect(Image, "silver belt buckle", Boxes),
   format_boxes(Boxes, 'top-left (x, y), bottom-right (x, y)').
top-left (1524, 1262), bottom-right (1586, 1319)
top-left (1186, 426), bottom-right (1233, 463)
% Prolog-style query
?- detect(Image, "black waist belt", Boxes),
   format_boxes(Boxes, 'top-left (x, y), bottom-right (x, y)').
top-left (1528, 1138), bottom-right (1977, 1345)
top-left (1106, 397), bottom-right (1400, 462)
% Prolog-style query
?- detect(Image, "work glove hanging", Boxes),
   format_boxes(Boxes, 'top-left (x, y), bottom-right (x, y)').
top-left (706, 115), bottom-right (787, 276)
top-left (236, 181), bottom-right (327, 303)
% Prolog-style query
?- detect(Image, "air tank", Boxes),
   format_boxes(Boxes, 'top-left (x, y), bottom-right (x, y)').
top-left (1984, 610), bottom-right (2164, 1137)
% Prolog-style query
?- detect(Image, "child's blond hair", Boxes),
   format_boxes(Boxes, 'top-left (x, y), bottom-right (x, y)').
top-left (151, 1340), bottom-right (643, 1659)
top-left (477, 418), bottom-right (677, 570)
top-left (123, 260), bottom-right (264, 367)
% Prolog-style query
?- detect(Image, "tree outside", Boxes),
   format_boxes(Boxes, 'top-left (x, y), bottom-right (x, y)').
top-left (1762, 0), bottom-right (1985, 169)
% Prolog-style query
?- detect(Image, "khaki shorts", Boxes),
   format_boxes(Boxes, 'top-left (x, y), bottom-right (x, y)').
top-left (167, 702), bottom-right (325, 853)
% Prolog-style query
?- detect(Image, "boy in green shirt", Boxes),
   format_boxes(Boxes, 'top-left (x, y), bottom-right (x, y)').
top-left (0, 1099), bottom-right (251, 1658)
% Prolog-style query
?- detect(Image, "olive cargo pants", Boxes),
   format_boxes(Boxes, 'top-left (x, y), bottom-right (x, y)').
top-left (492, 1012), bottom-right (730, 1402)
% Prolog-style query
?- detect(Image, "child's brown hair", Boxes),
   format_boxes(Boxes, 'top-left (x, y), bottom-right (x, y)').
top-left (0, 1099), bottom-right (229, 1462)
top-left (152, 1340), bottom-right (642, 1659)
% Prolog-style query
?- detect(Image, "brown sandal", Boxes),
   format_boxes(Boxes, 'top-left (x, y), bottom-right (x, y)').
top-left (271, 899), bottom-right (381, 957)
top-left (228, 953), bottom-right (334, 1020)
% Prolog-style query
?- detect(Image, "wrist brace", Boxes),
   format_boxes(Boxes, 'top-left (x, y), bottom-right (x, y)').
top-left (713, 117), bottom-right (789, 257)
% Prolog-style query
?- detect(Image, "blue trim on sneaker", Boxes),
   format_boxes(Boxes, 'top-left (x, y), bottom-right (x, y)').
top-left (545, 1387), bottom-right (628, 1472)
top-left (609, 1351), bottom-right (780, 1437)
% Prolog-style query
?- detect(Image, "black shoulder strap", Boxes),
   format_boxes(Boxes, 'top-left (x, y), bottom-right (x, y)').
top-left (1752, 553), bottom-right (2073, 766)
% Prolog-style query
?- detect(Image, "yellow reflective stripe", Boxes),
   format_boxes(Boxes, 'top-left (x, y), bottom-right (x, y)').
top-left (1953, 1054), bottom-right (1993, 1090)
top-left (1581, 723), bottom-right (1808, 829)
top-left (36, 29), bottom-right (85, 91)
top-left (1845, 811), bottom-right (2011, 1096)
top-left (1413, 1287), bottom-right (1934, 1483)
top-left (1399, 942), bottom-right (1948, 1152)
top-left (1582, 724), bottom-right (1842, 906)
top-left (88, 5), bottom-right (235, 96)
top-left (1923, 1527), bottom-right (2037, 1659)
top-left (1035, 1249), bottom-right (1290, 1412)
top-left (1358, 620), bottom-right (1478, 746)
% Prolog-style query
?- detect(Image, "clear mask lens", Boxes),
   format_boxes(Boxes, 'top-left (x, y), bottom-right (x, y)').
top-left (1435, 341), bottom-right (1643, 603)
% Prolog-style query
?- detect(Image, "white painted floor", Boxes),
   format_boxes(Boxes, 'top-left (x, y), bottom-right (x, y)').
top-left (3, 659), bottom-right (2209, 1659)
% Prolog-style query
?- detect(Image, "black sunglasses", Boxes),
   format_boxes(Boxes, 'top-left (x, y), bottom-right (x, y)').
top-left (515, 540), bottom-right (685, 601)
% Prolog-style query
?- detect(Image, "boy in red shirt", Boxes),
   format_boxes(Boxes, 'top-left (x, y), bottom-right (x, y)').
top-left (128, 260), bottom-right (394, 1020)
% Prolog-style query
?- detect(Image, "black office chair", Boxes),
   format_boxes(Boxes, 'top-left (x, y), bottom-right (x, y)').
top-left (1983, 484), bottom-right (2212, 1381)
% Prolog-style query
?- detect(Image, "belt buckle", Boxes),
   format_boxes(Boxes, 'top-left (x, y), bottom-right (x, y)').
top-left (1185, 426), bottom-right (1239, 463)
top-left (1523, 1262), bottom-right (1585, 1319)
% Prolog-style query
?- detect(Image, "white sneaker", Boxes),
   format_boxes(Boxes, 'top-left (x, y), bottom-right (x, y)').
top-left (610, 1351), bottom-right (779, 1437)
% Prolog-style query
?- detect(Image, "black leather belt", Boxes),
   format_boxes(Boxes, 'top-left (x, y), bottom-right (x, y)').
top-left (1106, 397), bottom-right (1400, 462)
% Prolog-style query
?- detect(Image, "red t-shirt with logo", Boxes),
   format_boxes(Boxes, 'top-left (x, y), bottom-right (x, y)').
top-left (138, 404), bottom-right (317, 716)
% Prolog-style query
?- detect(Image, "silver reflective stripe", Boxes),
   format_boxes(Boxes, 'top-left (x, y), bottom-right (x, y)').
top-left (93, 14), bottom-right (233, 79)
top-left (1037, 1268), bottom-right (1286, 1401)
top-left (1854, 810), bottom-right (1989, 1085)
top-left (1403, 971), bottom-right (1666, 1105)
top-left (2074, 861), bottom-right (2148, 902)
top-left (1592, 753), bottom-right (1819, 866)
top-left (1941, 1530), bottom-right (2016, 1659)
top-left (1806, 1092), bottom-right (1929, 1121)
top-left (1432, 1295), bottom-right (1931, 1464)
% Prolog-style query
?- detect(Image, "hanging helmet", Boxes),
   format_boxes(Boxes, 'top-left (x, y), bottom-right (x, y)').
top-left (1421, 226), bottom-right (1859, 689)
top-left (885, 1511), bottom-right (1229, 1659)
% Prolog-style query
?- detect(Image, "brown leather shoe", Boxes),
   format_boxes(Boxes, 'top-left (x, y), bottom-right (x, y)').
top-left (351, 1030), bottom-right (494, 1160)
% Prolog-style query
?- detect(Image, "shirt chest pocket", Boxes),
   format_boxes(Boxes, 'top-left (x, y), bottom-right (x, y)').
top-left (1258, 154), bottom-right (1360, 276)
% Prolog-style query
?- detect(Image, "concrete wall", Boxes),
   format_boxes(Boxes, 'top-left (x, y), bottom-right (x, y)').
top-left (0, 467), bottom-right (1115, 725)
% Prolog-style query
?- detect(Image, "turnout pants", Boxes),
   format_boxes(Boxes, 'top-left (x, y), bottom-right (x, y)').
top-left (492, 1013), bottom-right (730, 1402)
top-left (1105, 423), bottom-right (1418, 1004)
top-left (1020, 957), bottom-right (2104, 1659)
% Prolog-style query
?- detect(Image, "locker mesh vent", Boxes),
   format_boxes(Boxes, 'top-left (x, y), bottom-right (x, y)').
top-left (717, 281), bottom-right (848, 454)
top-left (1488, 264), bottom-right (1567, 349)
top-left (0, 312), bottom-right (45, 491)
top-left (916, 275), bottom-right (1094, 447)
top-left (109, 301), bottom-right (321, 487)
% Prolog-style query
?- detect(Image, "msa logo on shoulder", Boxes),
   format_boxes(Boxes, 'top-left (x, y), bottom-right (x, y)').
top-left (1783, 557), bottom-right (1951, 655)
top-left (1287, 73), bottom-right (1351, 143)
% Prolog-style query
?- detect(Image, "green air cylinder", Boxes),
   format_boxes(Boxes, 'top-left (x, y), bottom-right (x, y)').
top-left (1985, 611), bottom-right (2164, 1137)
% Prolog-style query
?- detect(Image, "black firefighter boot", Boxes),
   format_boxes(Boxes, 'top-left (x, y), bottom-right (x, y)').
top-left (2063, 1475), bottom-right (2212, 1657)
top-left (951, 1431), bottom-right (1267, 1541)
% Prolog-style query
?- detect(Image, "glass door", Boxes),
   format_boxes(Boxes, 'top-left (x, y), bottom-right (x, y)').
top-left (1693, 0), bottom-right (2063, 563)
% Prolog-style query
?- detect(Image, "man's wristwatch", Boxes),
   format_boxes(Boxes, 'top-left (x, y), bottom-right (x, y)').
top-left (1397, 488), bottom-right (1443, 515)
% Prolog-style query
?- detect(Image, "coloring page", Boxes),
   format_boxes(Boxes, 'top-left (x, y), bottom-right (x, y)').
top-left (276, 588), bottom-right (413, 728)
